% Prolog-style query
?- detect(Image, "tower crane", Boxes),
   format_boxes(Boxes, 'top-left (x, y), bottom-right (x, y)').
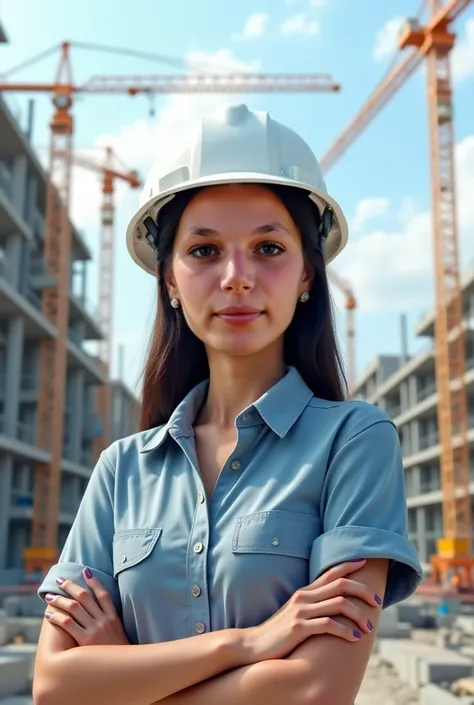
top-left (71, 147), bottom-right (141, 456)
top-left (320, 0), bottom-right (473, 587)
top-left (327, 268), bottom-right (357, 396)
top-left (0, 41), bottom-right (341, 575)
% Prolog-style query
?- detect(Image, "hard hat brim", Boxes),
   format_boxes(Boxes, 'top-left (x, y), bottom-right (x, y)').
top-left (126, 172), bottom-right (348, 276)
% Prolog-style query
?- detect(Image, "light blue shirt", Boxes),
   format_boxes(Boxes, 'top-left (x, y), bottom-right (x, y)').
top-left (38, 366), bottom-right (423, 644)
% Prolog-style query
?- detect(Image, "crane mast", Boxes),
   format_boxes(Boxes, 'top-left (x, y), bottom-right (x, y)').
top-left (23, 51), bottom-right (75, 573)
top-left (399, 0), bottom-right (472, 585)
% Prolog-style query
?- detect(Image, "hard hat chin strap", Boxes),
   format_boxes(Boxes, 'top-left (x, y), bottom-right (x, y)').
top-left (319, 206), bottom-right (333, 241)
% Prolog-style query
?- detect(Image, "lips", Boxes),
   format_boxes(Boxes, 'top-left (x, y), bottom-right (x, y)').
top-left (214, 306), bottom-right (263, 324)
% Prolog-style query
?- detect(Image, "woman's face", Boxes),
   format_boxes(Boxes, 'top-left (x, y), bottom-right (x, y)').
top-left (166, 184), bottom-right (313, 358)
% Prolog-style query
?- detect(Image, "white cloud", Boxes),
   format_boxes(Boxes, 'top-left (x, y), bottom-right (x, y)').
top-left (335, 135), bottom-right (474, 313)
top-left (351, 197), bottom-right (390, 232)
top-left (232, 12), bottom-right (269, 41)
top-left (279, 14), bottom-right (320, 36)
top-left (452, 18), bottom-right (474, 82)
top-left (372, 16), bottom-right (404, 62)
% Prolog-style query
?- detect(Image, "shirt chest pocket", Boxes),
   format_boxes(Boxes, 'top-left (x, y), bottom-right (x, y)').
top-left (112, 528), bottom-right (162, 579)
top-left (232, 510), bottom-right (319, 559)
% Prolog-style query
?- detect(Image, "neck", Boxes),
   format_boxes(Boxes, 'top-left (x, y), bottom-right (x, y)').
top-left (199, 346), bottom-right (286, 428)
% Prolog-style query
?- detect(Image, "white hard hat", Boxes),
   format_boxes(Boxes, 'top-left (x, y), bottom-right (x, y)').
top-left (126, 103), bottom-right (348, 276)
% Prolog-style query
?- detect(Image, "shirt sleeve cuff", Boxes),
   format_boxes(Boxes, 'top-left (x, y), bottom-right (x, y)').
top-left (37, 562), bottom-right (121, 613)
top-left (309, 525), bottom-right (423, 608)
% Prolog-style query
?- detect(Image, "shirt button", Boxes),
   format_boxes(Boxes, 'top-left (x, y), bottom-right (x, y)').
top-left (195, 622), bottom-right (206, 634)
top-left (192, 584), bottom-right (201, 597)
top-left (121, 555), bottom-right (127, 563)
top-left (230, 459), bottom-right (241, 471)
top-left (271, 538), bottom-right (280, 546)
top-left (198, 492), bottom-right (205, 504)
top-left (193, 542), bottom-right (203, 553)
top-left (241, 412), bottom-right (248, 420)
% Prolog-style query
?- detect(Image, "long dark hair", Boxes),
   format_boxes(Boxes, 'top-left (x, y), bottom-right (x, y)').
top-left (139, 184), bottom-right (347, 430)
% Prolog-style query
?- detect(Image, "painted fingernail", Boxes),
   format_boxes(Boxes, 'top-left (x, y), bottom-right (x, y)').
top-left (374, 594), bottom-right (382, 605)
top-left (45, 611), bottom-right (53, 619)
top-left (56, 577), bottom-right (65, 585)
top-left (367, 619), bottom-right (374, 631)
top-left (45, 594), bottom-right (54, 602)
top-left (353, 629), bottom-right (362, 638)
top-left (84, 567), bottom-right (93, 579)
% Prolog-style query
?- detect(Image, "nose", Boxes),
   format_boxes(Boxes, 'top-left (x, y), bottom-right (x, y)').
top-left (220, 250), bottom-right (254, 294)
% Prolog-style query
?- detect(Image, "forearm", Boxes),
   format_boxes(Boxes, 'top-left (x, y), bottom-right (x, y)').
top-left (151, 657), bottom-right (311, 705)
top-left (34, 629), bottom-right (251, 705)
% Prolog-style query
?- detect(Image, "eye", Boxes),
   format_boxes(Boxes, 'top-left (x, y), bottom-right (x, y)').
top-left (189, 244), bottom-right (218, 259)
top-left (257, 242), bottom-right (285, 257)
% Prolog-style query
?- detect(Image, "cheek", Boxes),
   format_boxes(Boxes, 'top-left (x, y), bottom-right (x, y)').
top-left (172, 261), bottom-right (215, 299)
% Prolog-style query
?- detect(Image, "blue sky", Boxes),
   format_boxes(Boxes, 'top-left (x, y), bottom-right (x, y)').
top-left (1, 0), bottom-right (473, 392)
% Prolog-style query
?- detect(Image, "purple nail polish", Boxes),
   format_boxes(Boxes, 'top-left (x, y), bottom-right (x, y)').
top-left (353, 629), bottom-right (362, 638)
top-left (374, 594), bottom-right (382, 605)
top-left (45, 611), bottom-right (53, 619)
top-left (84, 567), bottom-right (93, 579)
top-left (45, 594), bottom-right (54, 602)
top-left (367, 619), bottom-right (374, 631)
top-left (56, 577), bottom-right (65, 585)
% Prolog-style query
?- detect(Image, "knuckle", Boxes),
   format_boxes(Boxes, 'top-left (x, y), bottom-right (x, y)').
top-left (292, 589), bottom-right (305, 604)
top-left (62, 615), bottom-right (73, 626)
top-left (320, 616), bottom-right (333, 628)
top-left (77, 589), bottom-right (89, 601)
top-left (334, 595), bottom-right (346, 607)
top-left (69, 600), bottom-right (81, 614)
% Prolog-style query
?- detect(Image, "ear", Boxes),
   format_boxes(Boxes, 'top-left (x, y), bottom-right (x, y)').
top-left (300, 261), bottom-right (314, 296)
top-left (164, 270), bottom-right (178, 301)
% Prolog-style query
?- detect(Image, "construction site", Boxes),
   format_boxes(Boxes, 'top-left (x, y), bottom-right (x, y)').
top-left (0, 0), bottom-right (473, 703)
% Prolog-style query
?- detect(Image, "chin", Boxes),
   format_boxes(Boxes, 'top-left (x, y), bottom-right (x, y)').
top-left (206, 333), bottom-right (275, 358)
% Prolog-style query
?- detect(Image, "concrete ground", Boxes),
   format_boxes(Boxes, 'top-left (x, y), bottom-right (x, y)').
top-left (355, 655), bottom-right (419, 705)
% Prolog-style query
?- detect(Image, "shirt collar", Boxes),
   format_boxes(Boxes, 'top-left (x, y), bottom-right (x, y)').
top-left (140, 366), bottom-right (314, 453)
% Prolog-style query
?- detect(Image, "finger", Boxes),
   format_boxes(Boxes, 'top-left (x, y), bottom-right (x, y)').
top-left (307, 616), bottom-right (365, 642)
top-left (44, 606), bottom-right (86, 642)
top-left (302, 596), bottom-right (374, 634)
top-left (55, 577), bottom-right (102, 619)
top-left (44, 593), bottom-right (93, 629)
top-left (311, 577), bottom-right (380, 608)
top-left (83, 567), bottom-right (118, 619)
top-left (312, 560), bottom-right (367, 587)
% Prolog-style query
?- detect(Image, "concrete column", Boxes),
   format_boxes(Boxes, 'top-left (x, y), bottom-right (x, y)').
top-left (411, 465), bottom-right (421, 496)
top-left (416, 506), bottom-right (427, 564)
top-left (5, 316), bottom-right (24, 436)
top-left (25, 175), bottom-right (37, 229)
top-left (411, 419), bottom-right (420, 454)
top-left (69, 369), bottom-right (85, 462)
top-left (11, 155), bottom-right (27, 218)
top-left (4, 232), bottom-right (22, 289)
top-left (0, 455), bottom-right (13, 570)
top-left (408, 375), bottom-right (418, 406)
top-left (81, 261), bottom-right (87, 304)
top-left (400, 381), bottom-right (408, 413)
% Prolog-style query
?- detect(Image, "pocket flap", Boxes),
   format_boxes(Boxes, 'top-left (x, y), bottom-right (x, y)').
top-left (232, 510), bottom-right (318, 559)
top-left (112, 528), bottom-right (162, 577)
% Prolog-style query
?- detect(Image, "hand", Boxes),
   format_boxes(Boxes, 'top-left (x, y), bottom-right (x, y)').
top-left (44, 567), bottom-right (130, 647)
top-left (244, 559), bottom-right (381, 662)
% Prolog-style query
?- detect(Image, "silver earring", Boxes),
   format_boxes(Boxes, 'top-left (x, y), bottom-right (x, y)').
top-left (170, 298), bottom-right (180, 309)
top-left (299, 291), bottom-right (309, 303)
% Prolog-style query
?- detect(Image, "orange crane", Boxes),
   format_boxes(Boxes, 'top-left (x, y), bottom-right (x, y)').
top-left (320, 0), bottom-right (473, 587)
top-left (0, 40), bottom-right (341, 574)
top-left (327, 268), bottom-right (357, 395)
top-left (71, 147), bottom-right (141, 456)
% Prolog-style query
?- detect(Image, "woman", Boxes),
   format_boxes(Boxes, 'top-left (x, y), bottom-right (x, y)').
top-left (33, 103), bottom-right (422, 705)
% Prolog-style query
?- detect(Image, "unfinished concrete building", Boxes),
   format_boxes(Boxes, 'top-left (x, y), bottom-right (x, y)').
top-left (354, 263), bottom-right (474, 572)
top-left (0, 91), bottom-right (139, 583)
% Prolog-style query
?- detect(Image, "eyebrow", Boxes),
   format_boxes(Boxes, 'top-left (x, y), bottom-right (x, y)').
top-left (185, 221), bottom-right (291, 237)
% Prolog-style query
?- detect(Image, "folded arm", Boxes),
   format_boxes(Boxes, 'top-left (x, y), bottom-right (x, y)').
top-left (151, 559), bottom-right (387, 705)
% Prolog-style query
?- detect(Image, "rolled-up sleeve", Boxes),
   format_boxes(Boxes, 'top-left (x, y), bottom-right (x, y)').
top-left (37, 452), bottom-right (120, 613)
top-left (309, 416), bottom-right (423, 608)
